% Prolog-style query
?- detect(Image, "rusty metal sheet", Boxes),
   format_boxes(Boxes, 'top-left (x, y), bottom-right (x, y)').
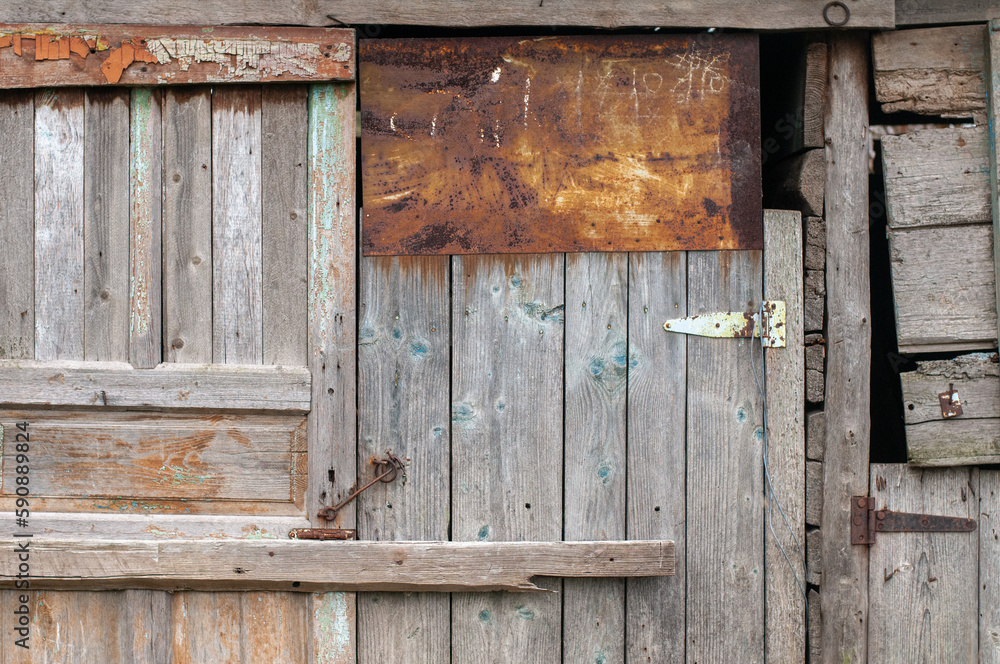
top-left (0, 24), bottom-right (354, 87)
top-left (360, 34), bottom-right (760, 255)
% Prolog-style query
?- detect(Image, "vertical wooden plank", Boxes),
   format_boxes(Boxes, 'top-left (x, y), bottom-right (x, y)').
top-left (163, 88), bottom-right (212, 364)
top-left (686, 249), bottom-right (764, 663)
top-left (0, 91), bottom-right (34, 360)
top-left (263, 85), bottom-right (308, 367)
top-left (563, 253), bottom-right (627, 664)
top-left (763, 210), bottom-right (806, 663)
top-left (357, 256), bottom-right (451, 664)
top-left (982, 470), bottom-right (1000, 664)
top-left (172, 592), bottom-right (241, 662)
top-left (212, 85), bottom-right (262, 366)
top-left (307, 82), bottom-right (357, 662)
top-left (868, 464), bottom-right (978, 662)
top-left (451, 254), bottom-right (564, 664)
top-left (239, 590), bottom-right (309, 662)
top-left (626, 251), bottom-right (687, 663)
top-left (986, 20), bottom-right (1000, 353)
top-left (129, 87), bottom-right (162, 369)
top-left (820, 33), bottom-right (871, 664)
top-left (84, 89), bottom-right (130, 362)
top-left (34, 89), bottom-right (84, 361)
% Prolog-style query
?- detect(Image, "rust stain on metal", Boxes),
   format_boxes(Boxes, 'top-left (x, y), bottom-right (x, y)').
top-left (361, 34), bottom-right (761, 255)
top-left (0, 24), bottom-right (355, 88)
top-left (288, 528), bottom-right (357, 540)
top-left (938, 383), bottom-right (963, 418)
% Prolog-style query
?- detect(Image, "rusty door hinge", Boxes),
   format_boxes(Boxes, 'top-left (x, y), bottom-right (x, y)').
top-left (850, 496), bottom-right (977, 545)
top-left (289, 528), bottom-right (357, 540)
top-left (663, 301), bottom-right (786, 347)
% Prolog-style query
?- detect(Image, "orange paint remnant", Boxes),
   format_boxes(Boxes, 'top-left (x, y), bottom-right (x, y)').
top-left (69, 37), bottom-right (89, 59)
top-left (100, 40), bottom-right (158, 84)
top-left (58, 36), bottom-right (70, 60)
top-left (34, 35), bottom-right (47, 61)
top-left (86, 38), bottom-right (96, 50)
top-left (0, 35), bottom-right (11, 49)
top-left (12, 35), bottom-right (21, 56)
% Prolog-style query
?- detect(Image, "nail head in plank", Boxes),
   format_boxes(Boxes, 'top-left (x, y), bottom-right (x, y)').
top-left (0, 24), bottom-right (354, 88)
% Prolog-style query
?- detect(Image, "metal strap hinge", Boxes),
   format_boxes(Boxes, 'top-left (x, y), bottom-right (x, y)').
top-left (663, 300), bottom-right (786, 348)
top-left (850, 496), bottom-right (977, 545)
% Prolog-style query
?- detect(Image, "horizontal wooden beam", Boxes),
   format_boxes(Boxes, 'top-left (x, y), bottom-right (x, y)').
top-left (0, 360), bottom-right (311, 411)
top-left (0, 2), bottom-right (894, 30)
top-left (0, 539), bottom-right (675, 592)
top-left (0, 24), bottom-right (354, 88)
top-left (3, 512), bottom-right (311, 540)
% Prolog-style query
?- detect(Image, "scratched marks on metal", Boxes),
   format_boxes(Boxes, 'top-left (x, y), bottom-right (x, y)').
top-left (360, 35), bottom-right (760, 256)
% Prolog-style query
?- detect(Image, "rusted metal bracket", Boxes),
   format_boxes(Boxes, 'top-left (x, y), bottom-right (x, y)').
top-left (289, 528), bottom-right (357, 541)
top-left (317, 451), bottom-right (407, 522)
top-left (663, 300), bottom-right (786, 348)
top-left (939, 383), bottom-right (963, 418)
top-left (850, 496), bottom-right (977, 545)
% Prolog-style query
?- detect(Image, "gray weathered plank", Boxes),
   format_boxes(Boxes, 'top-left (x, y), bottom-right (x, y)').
top-left (820, 33), bottom-right (871, 664)
top-left (889, 225), bottom-right (997, 353)
top-left (982, 470), bottom-right (1000, 664)
top-left (897, 1), bottom-right (998, 27)
top-left (0, 91), bottom-right (33, 361)
top-left (626, 251), bottom-right (687, 663)
top-left (83, 89), bottom-right (130, 364)
top-left (0, 360), bottom-right (311, 411)
top-left (986, 20), bottom-right (1000, 362)
top-left (873, 24), bottom-right (987, 118)
top-left (34, 89), bottom-right (84, 362)
top-left (451, 254), bottom-right (564, 663)
top-left (307, 82), bottom-right (358, 663)
top-left (563, 253), bottom-right (627, 664)
top-left (867, 464), bottom-right (978, 663)
top-left (262, 85), bottom-right (308, 368)
top-left (0, 1), bottom-right (895, 29)
top-left (212, 85), bottom-right (263, 366)
top-left (163, 87), bottom-right (213, 364)
top-left (686, 249), bottom-right (763, 664)
top-left (0, 540), bottom-right (676, 591)
top-left (901, 353), bottom-right (999, 424)
top-left (357, 256), bottom-right (451, 664)
top-left (906, 419), bottom-right (1000, 466)
top-left (763, 209), bottom-right (805, 664)
top-left (882, 127), bottom-right (991, 229)
top-left (7, 513), bottom-right (308, 540)
top-left (129, 88), bottom-right (162, 369)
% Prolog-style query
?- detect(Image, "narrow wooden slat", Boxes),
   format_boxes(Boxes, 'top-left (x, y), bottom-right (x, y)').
top-left (985, 20), bottom-right (1000, 359)
top-left (0, 540), bottom-right (675, 592)
top-left (889, 225), bottom-right (997, 353)
top-left (982, 470), bottom-right (1000, 664)
top-left (763, 210), bottom-right (806, 663)
top-left (901, 353), bottom-right (999, 424)
top-left (212, 86), bottom-right (262, 366)
top-left (626, 251), bottom-right (687, 662)
top-left (563, 253), bottom-right (627, 664)
top-left (0, 411), bottom-right (306, 504)
top-left (7, 513), bottom-right (309, 540)
top-left (34, 88), bottom-right (84, 361)
top-left (451, 255), bottom-right (564, 663)
top-left (240, 590), bottom-right (310, 662)
top-left (867, 464), bottom-right (978, 662)
top-left (897, 1), bottom-right (996, 27)
top-left (0, 2), bottom-right (895, 29)
top-left (163, 87), bottom-right (213, 364)
top-left (172, 592), bottom-right (242, 661)
top-left (357, 256), bottom-right (451, 664)
top-left (0, 25), bottom-right (354, 88)
top-left (262, 85), bottom-right (308, 367)
top-left (129, 88), bottom-right (163, 369)
top-left (686, 249), bottom-right (763, 663)
top-left (83, 89), bottom-right (130, 363)
top-left (905, 419), bottom-right (1000, 466)
top-left (0, 361), bottom-right (311, 411)
top-left (307, 82), bottom-right (358, 663)
top-left (0, 91), bottom-right (33, 361)
top-left (873, 25), bottom-right (987, 118)
top-left (820, 33), bottom-right (871, 664)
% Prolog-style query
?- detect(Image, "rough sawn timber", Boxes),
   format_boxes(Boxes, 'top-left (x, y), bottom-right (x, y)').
top-left (0, 24), bottom-right (354, 87)
top-left (0, 540), bottom-right (676, 592)
top-left (986, 19), bottom-right (1000, 364)
top-left (0, 2), bottom-right (895, 29)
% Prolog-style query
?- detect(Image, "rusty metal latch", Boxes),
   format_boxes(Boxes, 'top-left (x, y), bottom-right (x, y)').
top-left (850, 496), bottom-right (977, 545)
top-left (939, 383), bottom-right (963, 418)
top-left (317, 451), bottom-right (407, 522)
top-left (663, 301), bottom-right (786, 348)
top-left (289, 528), bottom-right (356, 541)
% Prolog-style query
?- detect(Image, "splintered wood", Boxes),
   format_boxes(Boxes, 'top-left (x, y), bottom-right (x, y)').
top-left (361, 35), bottom-right (761, 255)
top-left (0, 25), bottom-right (354, 87)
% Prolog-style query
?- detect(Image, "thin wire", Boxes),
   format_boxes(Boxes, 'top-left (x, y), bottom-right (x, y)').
top-left (750, 301), bottom-right (807, 603)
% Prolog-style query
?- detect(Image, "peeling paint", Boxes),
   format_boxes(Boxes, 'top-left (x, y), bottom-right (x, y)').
top-left (313, 592), bottom-right (354, 663)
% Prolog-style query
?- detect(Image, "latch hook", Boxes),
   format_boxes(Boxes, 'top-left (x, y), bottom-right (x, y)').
top-left (318, 451), bottom-right (407, 521)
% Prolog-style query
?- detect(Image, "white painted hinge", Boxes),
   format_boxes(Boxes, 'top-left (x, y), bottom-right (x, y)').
top-left (663, 301), bottom-right (786, 348)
